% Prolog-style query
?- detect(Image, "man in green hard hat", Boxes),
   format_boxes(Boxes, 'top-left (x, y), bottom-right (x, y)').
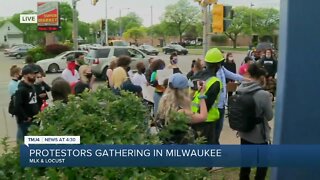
top-left (190, 48), bottom-right (224, 144)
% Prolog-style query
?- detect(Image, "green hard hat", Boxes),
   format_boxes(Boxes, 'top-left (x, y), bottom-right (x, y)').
top-left (205, 48), bottom-right (224, 63)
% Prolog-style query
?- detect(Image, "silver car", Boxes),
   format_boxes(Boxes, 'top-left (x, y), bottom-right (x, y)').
top-left (85, 46), bottom-right (152, 80)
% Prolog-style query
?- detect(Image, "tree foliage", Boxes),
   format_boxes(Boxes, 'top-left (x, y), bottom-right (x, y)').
top-left (123, 27), bottom-right (146, 44)
top-left (163, 0), bottom-right (200, 42)
top-left (224, 7), bottom-right (280, 48)
top-left (116, 12), bottom-right (143, 34)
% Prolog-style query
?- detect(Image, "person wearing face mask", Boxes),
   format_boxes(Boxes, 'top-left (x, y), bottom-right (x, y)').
top-left (132, 62), bottom-right (147, 87)
top-left (258, 49), bottom-right (277, 100)
top-left (223, 53), bottom-right (237, 82)
top-left (14, 64), bottom-right (40, 142)
top-left (34, 72), bottom-right (51, 111)
top-left (168, 52), bottom-right (182, 74)
top-left (61, 55), bottom-right (80, 84)
top-left (236, 63), bottom-right (273, 180)
top-left (74, 65), bottom-right (96, 95)
top-left (8, 65), bottom-right (22, 96)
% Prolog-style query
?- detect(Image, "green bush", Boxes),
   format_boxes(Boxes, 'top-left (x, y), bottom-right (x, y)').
top-left (0, 87), bottom-right (209, 179)
top-left (27, 44), bottom-right (71, 62)
top-left (211, 35), bottom-right (228, 43)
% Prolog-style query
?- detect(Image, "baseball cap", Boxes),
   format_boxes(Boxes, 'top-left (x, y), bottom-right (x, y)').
top-left (22, 64), bottom-right (38, 75)
top-left (168, 73), bottom-right (193, 89)
top-left (66, 55), bottom-right (75, 62)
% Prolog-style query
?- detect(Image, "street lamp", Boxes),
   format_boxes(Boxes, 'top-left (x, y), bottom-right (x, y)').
top-left (119, 8), bottom-right (130, 37)
top-left (250, 2), bottom-right (255, 34)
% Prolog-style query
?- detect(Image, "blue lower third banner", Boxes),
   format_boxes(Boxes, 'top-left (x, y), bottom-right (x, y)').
top-left (20, 145), bottom-right (320, 167)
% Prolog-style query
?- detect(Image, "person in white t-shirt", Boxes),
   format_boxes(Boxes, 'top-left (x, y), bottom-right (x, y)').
top-left (132, 62), bottom-right (147, 87)
top-left (61, 55), bottom-right (80, 84)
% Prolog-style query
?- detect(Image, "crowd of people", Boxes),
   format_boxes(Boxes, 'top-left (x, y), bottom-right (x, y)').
top-left (8, 47), bottom-right (277, 180)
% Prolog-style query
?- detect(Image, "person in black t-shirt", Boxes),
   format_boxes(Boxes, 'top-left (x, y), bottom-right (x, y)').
top-left (74, 65), bottom-right (95, 95)
top-left (34, 72), bottom-right (51, 110)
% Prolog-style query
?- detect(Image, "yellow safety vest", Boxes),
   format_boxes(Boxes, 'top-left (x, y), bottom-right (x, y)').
top-left (191, 77), bottom-right (222, 122)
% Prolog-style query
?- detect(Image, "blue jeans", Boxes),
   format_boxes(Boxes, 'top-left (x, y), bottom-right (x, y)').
top-left (17, 121), bottom-right (32, 143)
top-left (215, 108), bottom-right (225, 144)
top-left (153, 92), bottom-right (162, 115)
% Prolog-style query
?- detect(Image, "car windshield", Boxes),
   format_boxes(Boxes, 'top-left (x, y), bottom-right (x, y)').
top-left (173, 45), bottom-right (184, 49)
top-left (144, 45), bottom-right (154, 50)
top-left (55, 52), bottom-right (69, 58)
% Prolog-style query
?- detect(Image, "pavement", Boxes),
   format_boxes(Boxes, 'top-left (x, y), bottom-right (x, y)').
top-left (0, 50), bottom-right (274, 147)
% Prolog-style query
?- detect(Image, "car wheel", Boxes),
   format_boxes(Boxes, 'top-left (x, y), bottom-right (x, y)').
top-left (101, 66), bottom-right (108, 81)
top-left (184, 52), bottom-right (188, 55)
top-left (15, 54), bottom-right (22, 59)
top-left (48, 64), bottom-right (60, 73)
top-left (155, 52), bottom-right (159, 56)
top-left (164, 50), bottom-right (167, 54)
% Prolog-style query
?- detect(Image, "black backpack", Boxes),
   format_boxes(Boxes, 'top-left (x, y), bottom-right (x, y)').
top-left (228, 89), bottom-right (263, 132)
top-left (8, 94), bottom-right (16, 116)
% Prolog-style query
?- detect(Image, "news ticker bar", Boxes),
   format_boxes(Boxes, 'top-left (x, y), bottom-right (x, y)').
top-left (20, 145), bottom-right (320, 167)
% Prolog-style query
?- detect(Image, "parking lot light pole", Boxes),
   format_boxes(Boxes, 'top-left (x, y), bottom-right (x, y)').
top-left (72, 0), bottom-right (80, 50)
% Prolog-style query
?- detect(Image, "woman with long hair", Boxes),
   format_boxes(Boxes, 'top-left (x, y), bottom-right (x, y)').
top-left (156, 73), bottom-right (207, 144)
top-left (106, 58), bottom-right (117, 87)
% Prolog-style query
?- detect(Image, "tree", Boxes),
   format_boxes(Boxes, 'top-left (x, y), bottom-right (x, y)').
top-left (147, 21), bottom-right (178, 44)
top-left (10, 10), bottom-right (46, 45)
top-left (224, 7), bottom-right (280, 48)
top-left (224, 7), bottom-right (249, 48)
top-left (116, 12), bottom-right (143, 34)
top-left (123, 27), bottom-right (146, 44)
top-left (163, 0), bottom-right (200, 42)
top-left (253, 8), bottom-right (280, 36)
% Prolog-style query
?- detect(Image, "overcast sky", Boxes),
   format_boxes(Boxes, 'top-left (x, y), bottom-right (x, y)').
top-left (0, 0), bottom-right (280, 26)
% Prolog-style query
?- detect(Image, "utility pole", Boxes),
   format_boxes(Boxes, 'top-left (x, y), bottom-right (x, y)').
top-left (202, 5), bottom-right (209, 57)
top-left (105, 0), bottom-right (108, 45)
top-left (151, 6), bottom-right (154, 46)
top-left (72, 0), bottom-right (79, 50)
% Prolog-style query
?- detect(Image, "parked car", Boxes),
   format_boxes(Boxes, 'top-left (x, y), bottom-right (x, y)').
top-left (85, 46), bottom-right (153, 80)
top-left (138, 45), bottom-right (159, 55)
top-left (162, 44), bottom-right (188, 55)
top-left (5, 44), bottom-right (34, 57)
top-left (36, 51), bottom-right (87, 73)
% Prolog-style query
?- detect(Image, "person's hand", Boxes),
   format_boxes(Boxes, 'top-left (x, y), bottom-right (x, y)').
top-left (25, 117), bottom-right (32, 122)
top-left (243, 77), bottom-right (252, 82)
top-left (39, 93), bottom-right (47, 98)
top-left (198, 81), bottom-right (206, 94)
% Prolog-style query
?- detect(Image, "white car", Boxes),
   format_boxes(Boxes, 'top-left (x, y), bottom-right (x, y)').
top-left (36, 51), bottom-right (87, 73)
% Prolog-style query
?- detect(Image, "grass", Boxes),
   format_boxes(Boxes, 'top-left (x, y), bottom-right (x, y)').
top-left (210, 167), bottom-right (271, 180)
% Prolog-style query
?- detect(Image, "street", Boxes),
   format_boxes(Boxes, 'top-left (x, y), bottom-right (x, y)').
top-left (0, 51), bottom-right (272, 145)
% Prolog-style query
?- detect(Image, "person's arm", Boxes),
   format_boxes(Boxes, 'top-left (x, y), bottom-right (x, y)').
top-left (43, 82), bottom-right (51, 92)
top-left (205, 81), bottom-right (220, 111)
top-left (222, 67), bottom-right (244, 82)
top-left (190, 82), bottom-right (208, 123)
top-left (260, 91), bottom-right (274, 121)
top-left (106, 69), bottom-right (113, 85)
top-left (14, 90), bottom-right (29, 121)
